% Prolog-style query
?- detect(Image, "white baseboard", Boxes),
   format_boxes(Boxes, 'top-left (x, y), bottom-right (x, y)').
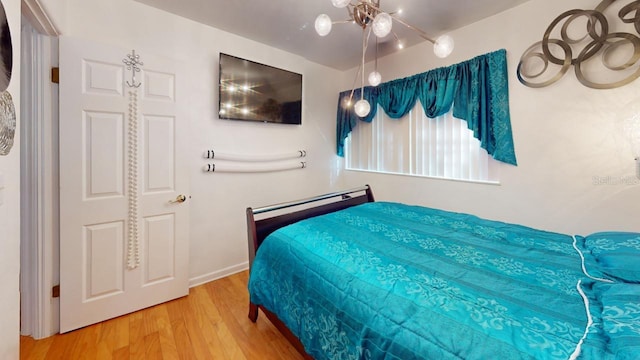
top-left (188, 262), bottom-right (249, 288)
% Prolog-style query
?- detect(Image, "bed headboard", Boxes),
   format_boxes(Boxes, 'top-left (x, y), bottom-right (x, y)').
top-left (246, 185), bottom-right (374, 267)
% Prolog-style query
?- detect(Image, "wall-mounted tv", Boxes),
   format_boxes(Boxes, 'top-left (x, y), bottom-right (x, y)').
top-left (218, 53), bottom-right (302, 125)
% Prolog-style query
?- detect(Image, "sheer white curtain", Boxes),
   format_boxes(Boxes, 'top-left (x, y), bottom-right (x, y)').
top-left (345, 104), bottom-right (499, 183)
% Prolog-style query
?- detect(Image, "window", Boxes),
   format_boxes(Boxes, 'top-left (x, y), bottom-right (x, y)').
top-left (345, 103), bottom-right (499, 183)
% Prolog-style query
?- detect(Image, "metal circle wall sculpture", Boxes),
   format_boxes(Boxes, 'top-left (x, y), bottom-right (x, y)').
top-left (518, 0), bottom-right (640, 89)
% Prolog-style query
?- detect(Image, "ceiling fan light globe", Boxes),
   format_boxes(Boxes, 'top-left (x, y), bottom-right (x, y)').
top-left (372, 13), bottom-right (393, 38)
top-left (331, 0), bottom-right (351, 8)
top-left (368, 71), bottom-right (382, 86)
top-left (434, 34), bottom-right (454, 58)
top-left (315, 14), bottom-right (333, 36)
top-left (354, 99), bottom-right (371, 117)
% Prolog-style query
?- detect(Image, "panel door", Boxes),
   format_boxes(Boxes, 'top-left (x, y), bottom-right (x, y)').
top-left (59, 37), bottom-right (189, 332)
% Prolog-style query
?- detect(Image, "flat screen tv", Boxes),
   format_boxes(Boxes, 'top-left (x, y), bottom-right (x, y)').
top-left (218, 53), bottom-right (302, 125)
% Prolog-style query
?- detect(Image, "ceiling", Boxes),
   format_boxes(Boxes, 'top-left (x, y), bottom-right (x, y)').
top-left (134, 0), bottom-right (531, 71)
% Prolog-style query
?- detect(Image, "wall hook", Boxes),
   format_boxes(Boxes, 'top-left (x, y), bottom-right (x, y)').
top-left (123, 50), bottom-right (144, 88)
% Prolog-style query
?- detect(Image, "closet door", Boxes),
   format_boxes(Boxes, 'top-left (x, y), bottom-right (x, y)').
top-left (59, 37), bottom-right (190, 332)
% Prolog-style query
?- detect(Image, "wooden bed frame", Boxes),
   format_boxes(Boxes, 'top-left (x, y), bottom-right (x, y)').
top-left (245, 185), bottom-right (375, 358)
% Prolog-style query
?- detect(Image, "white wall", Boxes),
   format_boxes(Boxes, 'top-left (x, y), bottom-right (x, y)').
top-left (41, 0), bottom-right (345, 285)
top-left (342, 0), bottom-right (640, 235)
top-left (0, 0), bottom-right (19, 357)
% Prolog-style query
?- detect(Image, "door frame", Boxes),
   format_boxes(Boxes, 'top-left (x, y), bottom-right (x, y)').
top-left (20, 0), bottom-right (60, 339)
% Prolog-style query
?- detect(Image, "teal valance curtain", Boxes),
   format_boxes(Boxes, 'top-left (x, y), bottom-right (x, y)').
top-left (336, 49), bottom-right (517, 166)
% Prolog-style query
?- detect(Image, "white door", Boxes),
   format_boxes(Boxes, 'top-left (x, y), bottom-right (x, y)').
top-left (59, 37), bottom-right (190, 333)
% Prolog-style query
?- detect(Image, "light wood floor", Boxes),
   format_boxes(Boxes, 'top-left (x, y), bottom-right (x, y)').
top-left (20, 271), bottom-right (305, 360)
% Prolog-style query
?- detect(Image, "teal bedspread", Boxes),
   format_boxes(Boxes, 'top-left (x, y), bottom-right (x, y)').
top-left (248, 202), bottom-right (631, 359)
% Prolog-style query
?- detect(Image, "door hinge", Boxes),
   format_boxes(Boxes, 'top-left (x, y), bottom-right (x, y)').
top-left (51, 67), bottom-right (59, 84)
top-left (52, 285), bottom-right (60, 298)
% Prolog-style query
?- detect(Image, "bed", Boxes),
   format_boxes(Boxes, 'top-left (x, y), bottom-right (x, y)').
top-left (246, 185), bottom-right (640, 359)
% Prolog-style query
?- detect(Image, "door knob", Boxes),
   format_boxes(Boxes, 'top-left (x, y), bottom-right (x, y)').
top-left (169, 194), bottom-right (187, 204)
